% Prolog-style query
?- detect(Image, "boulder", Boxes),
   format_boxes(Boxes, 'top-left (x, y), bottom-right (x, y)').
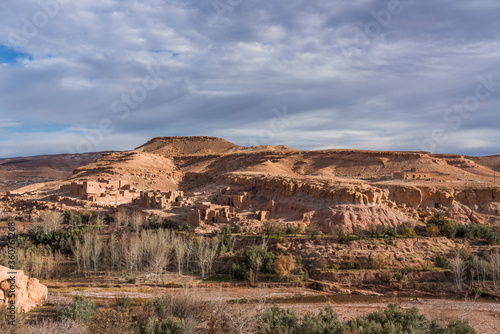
top-left (0, 265), bottom-right (48, 312)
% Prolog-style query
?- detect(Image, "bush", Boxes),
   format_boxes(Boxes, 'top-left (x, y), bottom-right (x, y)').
top-left (348, 303), bottom-right (428, 333)
top-left (434, 254), bottom-right (450, 269)
top-left (274, 254), bottom-right (295, 278)
top-left (182, 223), bottom-right (192, 232)
top-left (426, 224), bottom-right (440, 237)
top-left (298, 305), bottom-right (346, 334)
top-left (263, 220), bottom-right (284, 237)
top-left (116, 295), bottom-right (132, 313)
top-left (58, 295), bottom-right (96, 324)
top-left (428, 211), bottom-right (452, 235)
top-left (231, 224), bottom-right (241, 234)
top-left (143, 317), bottom-right (182, 334)
top-left (148, 218), bottom-right (162, 230)
top-left (286, 225), bottom-right (302, 235)
top-left (262, 306), bottom-right (299, 334)
top-left (384, 227), bottom-right (397, 238)
top-left (33, 225), bottom-right (86, 252)
top-left (89, 308), bottom-right (133, 334)
top-left (63, 210), bottom-right (82, 227)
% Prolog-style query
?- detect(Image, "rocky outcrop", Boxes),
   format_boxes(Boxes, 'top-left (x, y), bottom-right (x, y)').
top-left (382, 185), bottom-right (500, 209)
top-left (220, 174), bottom-right (389, 205)
top-left (0, 266), bottom-right (48, 312)
top-left (303, 205), bottom-right (412, 233)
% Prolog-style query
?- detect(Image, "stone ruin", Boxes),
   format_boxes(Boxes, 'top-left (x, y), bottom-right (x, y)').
top-left (393, 168), bottom-right (456, 181)
top-left (60, 178), bottom-right (140, 204)
top-left (187, 201), bottom-right (235, 226)
top-left (133, 190), bottom-right (185, 209)
top-left (187, 187), bottom-right (278, 226)
top-left (215, 187), bottom-right (253, 209)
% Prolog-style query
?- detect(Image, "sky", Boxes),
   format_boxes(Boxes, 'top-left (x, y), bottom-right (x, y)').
top-left (1, 0), bottom-right (500, 158)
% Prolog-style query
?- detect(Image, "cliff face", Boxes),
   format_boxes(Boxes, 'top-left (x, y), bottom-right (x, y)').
top-left (219, 174), bottom-right (389, 205)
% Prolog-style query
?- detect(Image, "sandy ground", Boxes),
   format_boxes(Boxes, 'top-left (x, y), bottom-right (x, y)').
top-left (50, 286), bottom-right (500, 334)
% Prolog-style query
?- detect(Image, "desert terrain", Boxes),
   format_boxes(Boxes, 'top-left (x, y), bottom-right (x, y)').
top-left (1, 136), bottom-right (499, 333)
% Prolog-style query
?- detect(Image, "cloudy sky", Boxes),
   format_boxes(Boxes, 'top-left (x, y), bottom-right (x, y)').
top-left (1, 0), bottom-right (499, 158)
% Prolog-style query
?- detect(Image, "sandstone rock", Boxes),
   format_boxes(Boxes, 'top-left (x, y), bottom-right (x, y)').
top-left (0, 266), bottom-right (48, 312)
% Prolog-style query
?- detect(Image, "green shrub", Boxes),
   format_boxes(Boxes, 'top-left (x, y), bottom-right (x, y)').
top-left (384, 227), bottom-right (397, 238)
top-left (298, 305), bottom-right (346, 334)
top-left (428, 211), bottom-right (452, 236)
top-left (262, 306), bottom-right (299, 334)
top-left (33, 226), bottom-right (86, 252)
top-left (434, 254), bottom-right (450, 269)
top-left (63, 210), bottom-right (82, 227)
top-left (231, 224), bottom-right (241, 233)
top-left (58, 295), bottom-right (96, 324)
top-left (148, 218), bottom-right (162, 230)
top-left (143, 317), bottom-right (181, 334)
top-left (116, 295), bottom-right (132, 313)
top-left (286, 226), bottom-right (302, 235)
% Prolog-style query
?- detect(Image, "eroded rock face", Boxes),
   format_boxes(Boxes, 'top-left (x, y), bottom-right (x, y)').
top-left (0, 266), bottom-right (48, 312)
top-left (304, 205), bottom-right (411, 233)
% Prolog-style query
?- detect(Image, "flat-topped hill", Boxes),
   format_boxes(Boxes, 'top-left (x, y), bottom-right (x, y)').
top-left (134, 136), bottom-right (242, 156)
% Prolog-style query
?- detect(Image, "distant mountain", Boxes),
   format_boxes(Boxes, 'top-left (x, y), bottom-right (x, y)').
top-left (0, 152), bottom-right (115, 192)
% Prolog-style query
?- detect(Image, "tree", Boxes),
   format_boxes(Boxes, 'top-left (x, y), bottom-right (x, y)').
top-left (106, 234), bottom-right (120, 272)
top-left (274, 254), bottom-right (295, 278)
top-left (451, 252), bottom-right (466, 291)
top-left (428, 211), bottom-right (452, 235)
top-left (245, 244), bottom-right (274, 283)
top-left (263, 220), bottom-right (282, 237)
top-left (114, 209), bottom-right (129, 230)
top-left (196, 237), bottom-right (220, 279)
top-left (490, 248), bottom-right (500, 287)
top-left (148, 230), bottom-right (173, 281)
top-left (305, 224), bottom-right (321, 238)
top-left (38, 210), bottom-right (63, 233)
top-left (89, 231), bottom-right (104, 276)
top-left (130, 210), bottom-right (144, 233)
top-left (173, 235), bottom-right (187, 276)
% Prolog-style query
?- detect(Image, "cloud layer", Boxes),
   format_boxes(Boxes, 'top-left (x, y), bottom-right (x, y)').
top-left (1, 0), bottom-right (499, 157)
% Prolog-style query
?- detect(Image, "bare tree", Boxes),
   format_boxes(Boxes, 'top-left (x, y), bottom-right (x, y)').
top-left (38, 210), bottom-right (63, 233)
top-left (82, 232), bottom-right (93, 277)
top-left (130, 210), bottom-right (145, 233)
top-left (148, 230), bottom-right (173, 281)
top-left (489, 248), bottom-right (500, 287)
top-left (196, 239), bottom-right (209, 279)
top-left (451, 252), bottom-right (466, 291)
top-left (122, 233), bottom-right (141, 277)
top-left (106, 234), bottom-right (120, 272)
top-left (173, 235), bottom-right (187, 276)
top-left (185, 237), bottom-right (194, 273)
top-left (114, 208), bottom-right (129, 230)
top-left (72, 239), bottom-right (83, 274)
top-left (206, 237), bottom-right (220, 278)
top-left (195, 237), bottom-right (220, 279)
top-left (90, 232), bottom-right (104, 276)
top-left (471, 257), bottom-right (488, 288)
